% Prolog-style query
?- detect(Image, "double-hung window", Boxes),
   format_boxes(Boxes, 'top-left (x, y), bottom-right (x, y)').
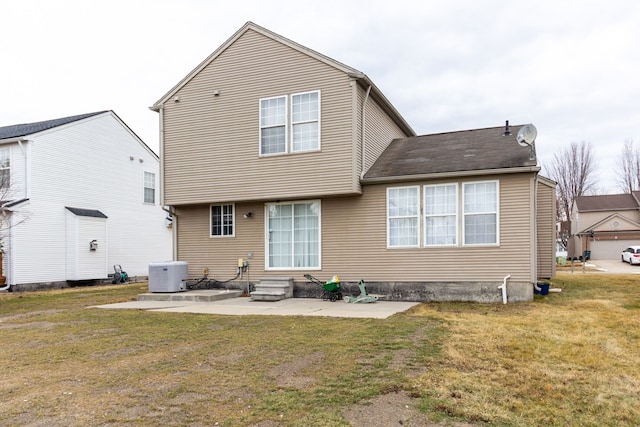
top-left (424, 184), bottom-right (457, 246)
top-left (0, 148), bottom-right (9, 189)
top-left (143, 172), bottom-right (155, 204)
top-left (211, 204), bottom-right (234, 237)
top-left (463, 181), bottom-right (498, 245)
top-left (387, 187), bottom-right (420, 247)
top-left (260, 91), bottom-right (320, 155)
top-left (267, 201), bottom-right (320, 269)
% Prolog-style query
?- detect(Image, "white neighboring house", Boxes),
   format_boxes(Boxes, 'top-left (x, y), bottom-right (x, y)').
top-left (0, 111), bottom-right (172, 290)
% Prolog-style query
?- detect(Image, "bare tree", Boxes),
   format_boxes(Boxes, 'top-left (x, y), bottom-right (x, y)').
top-left (616, 139), bottom-right (640, 193)
top-left (547, 141), bottom-right (597, 225)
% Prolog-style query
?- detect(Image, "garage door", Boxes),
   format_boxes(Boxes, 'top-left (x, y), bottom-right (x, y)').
top-left (589, 240), bottom-right (635, 260)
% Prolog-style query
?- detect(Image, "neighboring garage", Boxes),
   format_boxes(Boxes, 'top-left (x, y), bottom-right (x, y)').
top-left (570, 193), bottom-right (640, 261)
top-left (588, 239), bottom-right (634, 260)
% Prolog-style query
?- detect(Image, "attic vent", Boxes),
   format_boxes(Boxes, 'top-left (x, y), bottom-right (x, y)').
top-left (611, 220), bottom-right (621, 229)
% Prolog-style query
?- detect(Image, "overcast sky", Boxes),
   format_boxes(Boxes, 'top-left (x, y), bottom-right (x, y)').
top-left (2, 0), bottom-right (638, 193)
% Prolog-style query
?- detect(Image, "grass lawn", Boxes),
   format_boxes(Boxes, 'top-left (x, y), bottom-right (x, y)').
top-left (0, 273), bottom-right (638, 426)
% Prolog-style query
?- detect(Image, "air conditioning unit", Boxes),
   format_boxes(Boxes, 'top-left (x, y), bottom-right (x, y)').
top-left (148, 261), bottom-right (188, 292)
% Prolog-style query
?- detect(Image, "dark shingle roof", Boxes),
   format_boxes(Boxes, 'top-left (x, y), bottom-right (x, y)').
top-left (574, 194), bottom-right (640, 212)
top-left (65, 207), bottom-right (108, 218)
top-left (363, 125), bottom-right (537, 181)
top-left (0, 111), bottom-right (108, 140)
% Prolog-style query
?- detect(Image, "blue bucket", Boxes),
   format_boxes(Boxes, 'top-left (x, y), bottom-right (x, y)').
top-left (534, 283), bottom-right (550, 295)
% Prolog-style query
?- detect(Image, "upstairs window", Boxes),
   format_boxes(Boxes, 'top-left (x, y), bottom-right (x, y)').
top-left (211, 204), bottom-right (234, 237)
top-left (0, 148), bottom-right (9, 189)
top-left (260, 91), bottom-right (320, 155)
top-left (143, 172), bottom-right (156, 204)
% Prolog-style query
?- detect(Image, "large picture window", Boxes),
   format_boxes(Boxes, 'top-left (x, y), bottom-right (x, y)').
top-left (267, 201), bottom-right (320, 269)
top-left (260, 91), bottom-right (320, 155)
top-left (211, 204), bottom-right (234, 237)
top-left (387, 187), bottom-right (420, 248)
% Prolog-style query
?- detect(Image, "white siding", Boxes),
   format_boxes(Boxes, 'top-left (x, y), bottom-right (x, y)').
top-left (8, 112), bottom-right (172, 285)
top-left (65, 212), bottom-right (108, 280)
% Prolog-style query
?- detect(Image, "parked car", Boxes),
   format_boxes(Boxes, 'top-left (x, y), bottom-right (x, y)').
top-left (621, 246), bottom-right (640, 264)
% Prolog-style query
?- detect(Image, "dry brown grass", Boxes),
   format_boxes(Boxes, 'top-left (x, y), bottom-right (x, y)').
top-left (0, 274), bottom-right (638, 426)
top-left (409, 273), bottom-right (640, 426)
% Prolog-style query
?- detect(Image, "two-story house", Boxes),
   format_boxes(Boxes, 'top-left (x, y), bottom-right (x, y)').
top-left (569, 193), bottom-right (640, 260)
top-left (0, 111), bottom-right (172, 290)
top-left (151, 22), bottom-right (555, 302)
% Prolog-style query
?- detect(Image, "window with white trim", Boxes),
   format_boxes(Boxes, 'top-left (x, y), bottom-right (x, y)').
top-left (143, 171), bottom-right (155, 204)
top-left (0, 148), bottom-right (9, 189)
top-left (424, 184), bottom-right (458, 246)
top-left (260, 91), bottom-right (320, 155)
top-left (387, 187), bottom-right (420, 248)
top-left (463, 181), bottom-right (498, 245)
top-left (266, 201), bottom-right (320, 269)
top-left (386, 181), bottom-right (499, 248)
top-left (211, 204), bottom-right (234, 237)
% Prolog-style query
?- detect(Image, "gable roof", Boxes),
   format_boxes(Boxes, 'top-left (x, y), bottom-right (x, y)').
top-left (362, 124), bottom-right (539, 182)
top-left (575, 212), bottom-right (640, 235)
top-left (150, 21), bottom-right (415, 136)
top-left (574, 194), bottom-right (640, 212)
top-left (0, 111), bottom-right (107, 140)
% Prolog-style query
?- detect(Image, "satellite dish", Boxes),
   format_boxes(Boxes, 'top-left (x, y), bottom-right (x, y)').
top-left (517, 124), bottom-right (537, 146)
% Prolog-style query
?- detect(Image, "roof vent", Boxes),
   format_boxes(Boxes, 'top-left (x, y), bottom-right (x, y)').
top-left (503, 120), bottom-right (511, 136)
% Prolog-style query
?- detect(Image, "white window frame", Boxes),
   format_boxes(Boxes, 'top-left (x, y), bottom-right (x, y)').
top-left (210, 203), bottom-right (235, 238)
top-left (143, 171), bottom-right (156, 205)
top-left (387, 186), bottom-right (420, 248)
top-left (462, 180), bottom-right (499, 246)
top-left (259, 95), bottom-right (287, 155)
top-left (0, 147), bottom-right (10, 189)
top-left (385, 181), bottom-right (500, 249)
top-left (424, 183), bottom-right (458, 246)
top-left (259, 90), bottom-right (320, 156)
top-left (265, 200), bottom-right (321, 270)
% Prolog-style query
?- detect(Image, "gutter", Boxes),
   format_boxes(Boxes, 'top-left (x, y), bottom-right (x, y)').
top-left (361, 166), bottom-right (542, 185)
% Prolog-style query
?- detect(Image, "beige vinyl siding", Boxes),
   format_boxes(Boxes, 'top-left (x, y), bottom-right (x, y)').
top-left (175, 173), bottom-right (537, 285)
top-left (162, 29), bottom-right (358, 205)
top-left (536, 177), bottom-right (556, 279)
top-left (353, 85), bottom-right (410, 186)
top-left (175, 203), bottom-right (266, 280)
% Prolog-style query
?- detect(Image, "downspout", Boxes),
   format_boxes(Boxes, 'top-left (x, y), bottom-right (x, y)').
top-left (162, 206), bottom-right (178, 261)
top-left (16, 139), bottom-right (29, 199)
top-left (157, 105), bottom-right (178, 262)
top-left (360, 85), bottom-right (372, 179)
top-left (533, 172), bottom-right (539, 286)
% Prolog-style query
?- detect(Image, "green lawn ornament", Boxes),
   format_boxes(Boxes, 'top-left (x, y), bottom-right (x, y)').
top-left (343, 280), bottom-right (378, 303)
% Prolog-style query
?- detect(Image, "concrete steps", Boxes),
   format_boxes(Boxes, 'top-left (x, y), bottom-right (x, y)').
top-left (137, 289), bottom-right (243, 302)
top-left (250, 277), bottom-right (293, 301)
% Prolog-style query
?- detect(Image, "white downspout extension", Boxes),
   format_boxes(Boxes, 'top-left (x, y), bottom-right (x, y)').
top-left (498, 274), bottom-right (511, 304)
top-left (360, 85), bottom-right (372, 179)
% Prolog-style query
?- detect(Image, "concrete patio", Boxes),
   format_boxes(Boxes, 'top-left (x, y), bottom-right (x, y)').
top-left (92, 289), bottom-right (420, 319)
